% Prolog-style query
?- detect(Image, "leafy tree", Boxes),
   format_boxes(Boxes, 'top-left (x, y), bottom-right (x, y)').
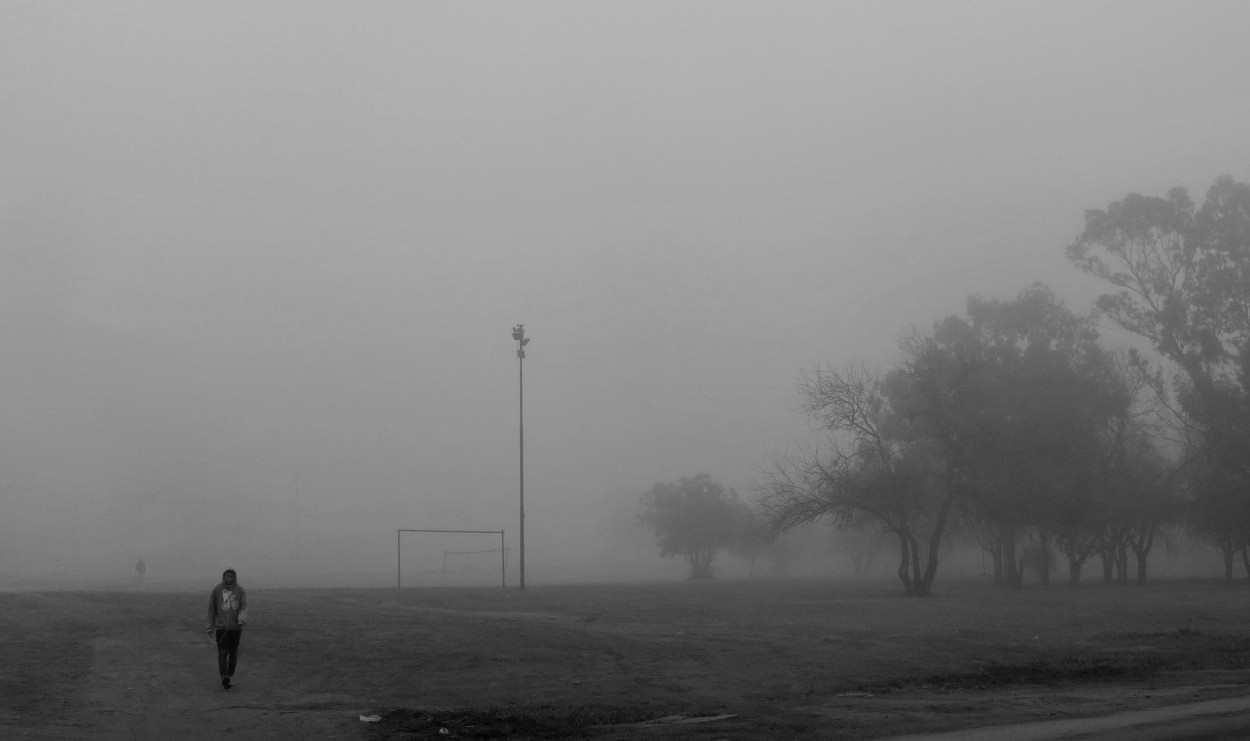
top-left (760, 283), bottom-right (1184, 593)
top-left (953, 287), bottom-right (1181, 588)
top-left (953, 285), bottom-right (1110, 588)
top-left (1053, 350), bottom-right (1171, 587)
top-left (638, 474), bottom-right (754, 580)
top-left (1065, 178), bottom-right (1248, 401)
top-left (1066, 178), bottom-right (1250, 456)
top-left (724, 508), bottom-right (777, 577)
top-left (1068, 176), bottom-right (1250, 565)
top-left (1184, 458), bottom-right (1250, 579)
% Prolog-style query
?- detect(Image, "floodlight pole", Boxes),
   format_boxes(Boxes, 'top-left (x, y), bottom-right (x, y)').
top-left (512, 324), bottom-right (530, 589)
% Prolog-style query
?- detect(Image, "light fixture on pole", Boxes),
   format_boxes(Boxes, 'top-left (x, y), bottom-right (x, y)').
top-left (512, 324), bottom-right (530, 589)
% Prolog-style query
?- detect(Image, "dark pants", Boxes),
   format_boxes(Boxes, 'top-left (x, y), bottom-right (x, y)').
top-left (215, 629), bottom-right (242, 677)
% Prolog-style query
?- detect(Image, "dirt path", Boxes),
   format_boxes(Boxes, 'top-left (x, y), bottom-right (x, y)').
top-left (80, 626), bottom-right (212, 737)
top-left (27, 618), bottom-right (368, 740)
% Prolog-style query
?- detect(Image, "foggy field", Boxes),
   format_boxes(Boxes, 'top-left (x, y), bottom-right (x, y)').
top-left (5, 579), bottom-right (1250, 740)
top-left (5, 7), bottom-right (1250, 739)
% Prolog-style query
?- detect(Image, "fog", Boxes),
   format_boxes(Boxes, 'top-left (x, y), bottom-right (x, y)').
top-left (3, 2), bottom-right (1249, 588)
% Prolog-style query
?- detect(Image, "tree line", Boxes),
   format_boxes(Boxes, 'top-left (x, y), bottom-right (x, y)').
top-left (639, 175), bottom-right (1250, 595)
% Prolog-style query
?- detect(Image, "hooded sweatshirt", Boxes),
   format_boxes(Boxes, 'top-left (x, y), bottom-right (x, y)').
top-left (207, 570), bottom-right (248, 630)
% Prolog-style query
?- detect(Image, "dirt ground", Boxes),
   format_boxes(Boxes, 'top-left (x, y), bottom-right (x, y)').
top-left (3, 578), bottom-right (1250, 740)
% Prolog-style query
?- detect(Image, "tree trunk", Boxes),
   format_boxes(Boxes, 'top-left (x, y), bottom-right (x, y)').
top-left (1000, 530), bottom-right (1022, 590)
top-left (1066, 553), bottom-right (1086, 587)
top-left (687, 549), bottom-right (715, 580)
top-left (913, 483), bottom-right (959, 597)
top-left (1128, 532), bottom-right (1154, 586)
top-left (908, 531), bottom-right (923, 591)
top-left (851, 551), bottom-right (866, 579)
top-left (896, 530), bottom-right (914, 594)
top-left (1221, 546), bottom-right (1235, 581)
top-left (1038, 530), bottom-right (1052, 588)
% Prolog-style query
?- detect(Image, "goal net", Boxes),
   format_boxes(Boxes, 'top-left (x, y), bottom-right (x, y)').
top-left (396, 529), bottom-right (506, 588)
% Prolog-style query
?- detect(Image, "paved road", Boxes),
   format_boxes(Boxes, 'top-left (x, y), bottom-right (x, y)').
top-left (878, 694), bottom-right (1250, 741)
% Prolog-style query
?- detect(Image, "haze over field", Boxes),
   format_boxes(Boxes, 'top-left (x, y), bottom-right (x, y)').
top-left (2, 2), bottom-right (1249, 586)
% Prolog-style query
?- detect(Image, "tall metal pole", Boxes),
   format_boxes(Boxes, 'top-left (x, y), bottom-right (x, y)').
top-left (519, 345), bottom-right (525, 589)
top-left (512, 325), bottom-right (530, 589)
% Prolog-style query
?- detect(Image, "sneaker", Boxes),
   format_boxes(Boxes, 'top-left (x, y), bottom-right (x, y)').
top-left (222, 677), bottom-right (231, 689)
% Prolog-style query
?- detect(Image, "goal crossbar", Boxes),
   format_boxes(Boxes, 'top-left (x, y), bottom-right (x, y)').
top-left (397, 529), bottom-right (506, 588)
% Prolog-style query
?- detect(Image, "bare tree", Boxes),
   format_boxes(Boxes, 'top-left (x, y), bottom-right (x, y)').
top-left (758, 347), bottom-right (968, 596)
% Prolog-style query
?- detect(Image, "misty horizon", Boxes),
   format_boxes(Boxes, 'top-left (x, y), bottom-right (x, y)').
top-left (2, 2), bottom-right (1249, 588)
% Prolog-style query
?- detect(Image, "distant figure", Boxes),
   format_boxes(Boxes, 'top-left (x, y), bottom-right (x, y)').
top-left (205, 568), bottom-right (248, 690)
top-left (134, 559), bottom-right (145, 584)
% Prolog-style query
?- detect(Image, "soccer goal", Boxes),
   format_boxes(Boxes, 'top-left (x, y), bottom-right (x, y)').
top-left (396, 529), bottom-right (506, 588)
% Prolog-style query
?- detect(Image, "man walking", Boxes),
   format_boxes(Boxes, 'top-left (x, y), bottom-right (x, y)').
top-left (206, 568), bottom-right (248, 689)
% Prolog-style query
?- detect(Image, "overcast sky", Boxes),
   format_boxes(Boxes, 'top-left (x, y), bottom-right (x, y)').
top-left (3, 1), bottom-right (1249, 584)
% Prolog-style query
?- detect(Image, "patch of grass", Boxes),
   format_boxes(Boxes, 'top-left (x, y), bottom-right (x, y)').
top-left (1095, 630), bottom-right (1250, 671)
top-left (1111, 627), bottom-right (1204, 639)
top-left (0, 594), bottom-right (97, 716)
top-left (866, 628), bottom-right (1250, 692)
top-left (914, 654), bottom-right (1167, 689)
top-left (366, 704), bottom-right (670, 740)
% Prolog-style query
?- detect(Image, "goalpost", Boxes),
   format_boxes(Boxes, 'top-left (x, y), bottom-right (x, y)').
top-left (396, 529), bottom-right (506, 588)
